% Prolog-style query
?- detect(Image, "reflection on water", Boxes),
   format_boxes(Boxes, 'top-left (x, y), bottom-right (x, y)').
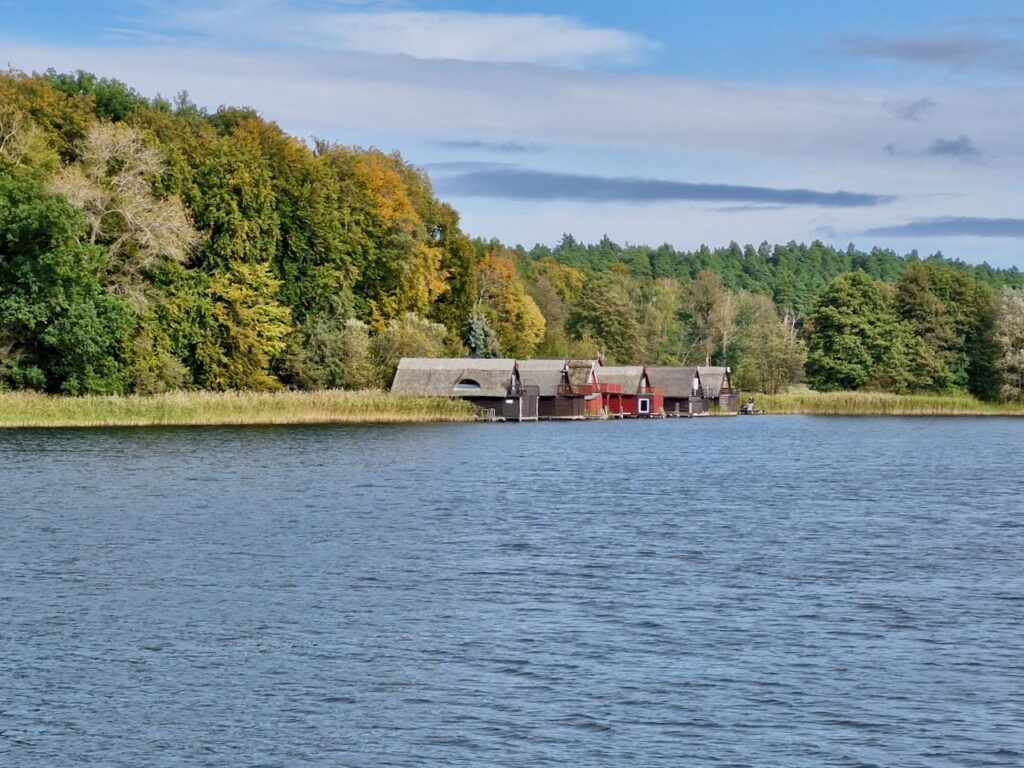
top-left (2, 418), bottom-right (1023, 766)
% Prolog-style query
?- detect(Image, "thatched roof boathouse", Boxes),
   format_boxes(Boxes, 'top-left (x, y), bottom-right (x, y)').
top-left (391, 358), bottom-right (735, 420)
top-left (696, 366), bottom-right (738, 414)
top-left (594, 365), bottom-right (664, 418)
top-left (391, 358), bottom-right (538, 421)
top-left (646, 366), bottom-right (704, 417)
top-left (516, 359), bottom-right (587, 419)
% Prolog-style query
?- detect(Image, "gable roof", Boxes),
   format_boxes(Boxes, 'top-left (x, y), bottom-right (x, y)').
top-left (516, 359), bottom-right (568, 396)
top-left (566, 359), bottom-right (598, 387)
top-left (595, 365), bottom-right (648, 392)
top-left (697, 366), bottom-right (731, 398)
top-left (645, 366), bottom-right (699, 399)
top-left (391, 358), bottom-right (517, 398)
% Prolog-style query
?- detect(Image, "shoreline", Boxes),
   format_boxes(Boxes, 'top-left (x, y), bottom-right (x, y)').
top-left (752, 390), bottom-right (1024, 417)
top-left (1, 389), bottom-right (1022, 429)
top-left (0, 390), bottom-right (476, 429)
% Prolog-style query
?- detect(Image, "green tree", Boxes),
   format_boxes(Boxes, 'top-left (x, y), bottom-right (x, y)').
top-left (224, 118), bottom-right (357, 324)
top-left (466, 313), bottom-right (501, 358)
top-left (185, 137), bottom-right (292, 389)
top-left (279, 317), bottom-right (375, 390)
top-left (684, 269), bottom-right (737, 365)
top-left (0, 177), bottom-right (133, 393)
top-left (894, 264), bottom-right (959, 391)
top-left (567, 276), bottom-right (645, 363)
top-left (640, 277), bottom-right (686, 364)
top-left (374, 314), bottom-right (450, 389)
top-left (733, 294), bottom-right (805, 393)
top-left (805, 271), bottom-right (916, 391)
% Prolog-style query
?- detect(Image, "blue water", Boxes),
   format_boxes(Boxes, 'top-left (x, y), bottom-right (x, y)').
top-left (2, 417), bottom-right (1022, 767)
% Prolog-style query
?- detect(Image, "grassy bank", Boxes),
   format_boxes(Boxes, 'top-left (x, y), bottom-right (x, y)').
top-left (753, 389), bottom-right (1024, 416)
top-left (0, 390), bottom-right (476, 428)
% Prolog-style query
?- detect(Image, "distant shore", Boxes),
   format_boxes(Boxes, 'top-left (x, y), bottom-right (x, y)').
top-left (1, 389), bottom-right (1021, 429)
top-left (0, 390), bottom-right (475, 429)
top-left (753, 390), bottom-right (1024, 416)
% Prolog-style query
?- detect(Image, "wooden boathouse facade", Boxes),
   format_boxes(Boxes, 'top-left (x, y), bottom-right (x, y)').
top-left (697, 366), bottom-right (738, 413)
top-left (593, 366), bottom-right (664, 417)
top-left (390, 359), bottom-right (737, 419)
top-left (646, 366), bottom-right (705, 416)
top-left (517, 359), bottom-right (587, 419)
top-left (391, 358), bottom-right (538, 421)
top-left (566, 359), bottom-right (605, 416)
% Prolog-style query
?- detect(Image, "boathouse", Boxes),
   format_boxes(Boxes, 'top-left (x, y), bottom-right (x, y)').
top-left (696, 366), bottom-right (738, 414)
top-left (516, 359), bottom-right (586, 419)
top-left (645, 366), bottom-right (705, 416)
top-left (566, 359), bottom-right (605, 416)
top-left (391, 358), bottom-right (538, 421)
top-left (594, 365), bottom-right (664, 417)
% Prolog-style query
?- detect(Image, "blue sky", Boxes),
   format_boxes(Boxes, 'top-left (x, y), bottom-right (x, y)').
top-left (5, 1), bottom-right (1024, 267)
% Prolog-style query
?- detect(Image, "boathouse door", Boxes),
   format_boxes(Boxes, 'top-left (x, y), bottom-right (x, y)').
top-left (519, 384), bottom-right (539, 421)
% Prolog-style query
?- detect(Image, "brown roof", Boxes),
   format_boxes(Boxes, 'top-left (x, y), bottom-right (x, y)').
top-left (595, 365), bottom-right (648, 392)
top-left (391, 358), bottom-right (518, 398)
top-left (516, 359), bottom-right (569, 396)
top-left (645, 366), bottom-right (699, 399)
top-left (697, 366), bottom-right (731, 398)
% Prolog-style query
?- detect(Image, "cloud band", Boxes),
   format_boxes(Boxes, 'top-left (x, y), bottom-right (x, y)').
top-left (437, 167), bottom-right (893, 207)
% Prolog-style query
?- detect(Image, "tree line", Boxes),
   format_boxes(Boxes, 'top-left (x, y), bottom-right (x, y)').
top-left (1, 69), bottom-right (1023, 401)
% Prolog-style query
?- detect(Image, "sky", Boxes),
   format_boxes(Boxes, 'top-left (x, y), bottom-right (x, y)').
top-left (4, 1), bottom-right (1024, 268)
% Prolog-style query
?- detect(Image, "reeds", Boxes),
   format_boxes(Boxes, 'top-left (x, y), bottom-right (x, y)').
top-left (754, 389), bottom-right (1024, 416)
top-left (0, 389), bottom-right (476, 428)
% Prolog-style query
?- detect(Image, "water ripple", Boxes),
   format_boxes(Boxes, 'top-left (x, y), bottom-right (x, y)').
top-left (1, 418), bottom-right (1022, 766)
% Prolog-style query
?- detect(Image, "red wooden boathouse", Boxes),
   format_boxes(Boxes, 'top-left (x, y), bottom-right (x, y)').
top-left (593, 365), bottom-right (664, 417)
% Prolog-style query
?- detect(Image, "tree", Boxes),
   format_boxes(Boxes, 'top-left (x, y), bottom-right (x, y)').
top-left (474, 248), bottom-right (545, 359)
top-left (0, 176), bottom-right (133, 393)
top-left (278, 317), bottom-right (375, 390)
top-left (428, 203), bottom-right (478, 339)
top-left (204, 262), bottom-right (291, 390)
top-left (47, 122), bottom-right (198, 304)
top-left (185, 136), bottom-right (292, 389)
top-left (993, 287), bottom-right (1024, 401)
top-left (0, 70), bottom-right (95, 160)
top-left (640, 277), bottom-right (686, 364)
top-left (225, 117), bottom-right (357, 324)
top-left (733, 294), bottom-right (805, 393)
top-left (465, 313), bottom-right (501, 358)
top-left (0, 102), bottom-right (58, 176)
top-left (805, 271), bottom-right (916, 391)
top-left (685, 269), bottom-right (737, 365)
top-left (567, 276), bottom-right (645, 363)
top-left (349, 149), bottom-right (448, 324)
top-left (373, 314), bottom-right (450, 389)
top-left (46, 69), bottom-right (148, 122)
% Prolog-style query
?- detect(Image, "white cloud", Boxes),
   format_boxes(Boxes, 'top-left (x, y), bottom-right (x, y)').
top-left (140, 2), bottom-right (659, 68)
top-left (4, 37), bottom-right (1024, 266)
top-left (315, 11), bottom-right (657, 67)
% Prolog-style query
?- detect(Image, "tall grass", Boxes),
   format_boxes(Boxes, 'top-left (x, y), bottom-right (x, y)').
top-left (0, 390), bottom-right (475, 428)
top-left (753, 388), bottom-right (1024, 416)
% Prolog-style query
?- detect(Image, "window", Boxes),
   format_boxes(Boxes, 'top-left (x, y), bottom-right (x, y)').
top-left (639, 398), bottom-right (651, 414)
top-left (454, 379), bottom-right (481, 392)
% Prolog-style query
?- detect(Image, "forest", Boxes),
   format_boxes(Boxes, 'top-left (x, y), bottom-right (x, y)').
top-left (2, 68), bottom-right (1024, 401)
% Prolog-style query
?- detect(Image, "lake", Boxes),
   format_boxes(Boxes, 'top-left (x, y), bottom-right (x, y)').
top-left (2, 417), bottom-right (1022, 767)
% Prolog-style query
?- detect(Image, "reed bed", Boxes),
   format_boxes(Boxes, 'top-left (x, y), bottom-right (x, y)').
top-left (754, 389), bottom-right (1024, 416)
top-left (0, 389), bottom-right (475, 428)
